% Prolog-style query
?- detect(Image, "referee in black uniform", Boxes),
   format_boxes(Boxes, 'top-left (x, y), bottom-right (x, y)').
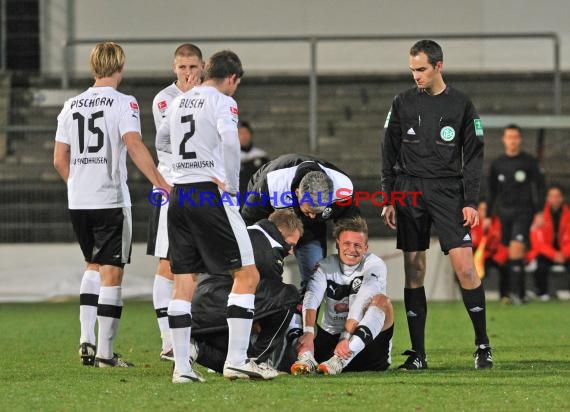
top-left (381, 40), bottom-right (492, 370)
top-left (486, 124), bottom-right (545, 303)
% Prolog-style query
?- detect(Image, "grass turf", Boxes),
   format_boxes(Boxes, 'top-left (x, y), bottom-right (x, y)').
top-left (1, 300), bottom-right (569, 411)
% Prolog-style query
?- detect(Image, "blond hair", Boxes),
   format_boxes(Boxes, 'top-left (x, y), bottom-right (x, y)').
top-left (174, 43), bottom-right (203, 59)
top-left (332, 216), bottom-right (368, 242)
top-left (268, 209), bottom-right (304, 238)
top-left (90, 42), bottom-right (125, 79)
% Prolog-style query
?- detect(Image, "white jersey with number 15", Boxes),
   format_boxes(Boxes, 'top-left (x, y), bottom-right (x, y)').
top-left (55, 86), bottom-right (141, 209)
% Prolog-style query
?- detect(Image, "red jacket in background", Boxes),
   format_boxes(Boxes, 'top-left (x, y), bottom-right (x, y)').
top-left (472, 216), bottom-right (508, 265)
top-left (529, 203), bottom-right (570, 261)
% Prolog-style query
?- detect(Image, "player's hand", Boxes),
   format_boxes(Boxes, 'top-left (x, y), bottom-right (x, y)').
top-left (296, 332), bottom-right (315, 355)
top-left (156, 181), bottom-right (172, 195)
top-left (334, 339), bottom-right (352, 360)
top-left (381, 205), bottom-right (397, 229)
top-left (212, 178), bottom-right (236, 197)
top-left (178, 70), bottom-right (202, 92)
top-left (462, 206), bottom-right (479, 228)
top-left (212, 177), bottom-right (225, 191)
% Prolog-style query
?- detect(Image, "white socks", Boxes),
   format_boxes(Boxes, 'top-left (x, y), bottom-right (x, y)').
top-left (345, 306), bottom-right (386, 364)
top-left (79, 270), bottom-right (100, 345)
top-left (226, 293), bottom-right (255, 365)
top-left (168, 299), bottom-right (192, 375)
top-left (96, 286), bottom-right (123, 359)
top-left (153, 275), bottom-right (173, 351)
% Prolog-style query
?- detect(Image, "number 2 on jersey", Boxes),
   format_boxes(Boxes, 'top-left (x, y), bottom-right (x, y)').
top-left (72, 111), bottom-right (104, 154)
top-left (179, 114), bottom-right (197, 159)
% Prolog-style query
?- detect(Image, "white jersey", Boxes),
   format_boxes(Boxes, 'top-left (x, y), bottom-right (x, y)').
top-left (303, 252), bottom-right (387, 335)
top-left (152, 82), bottom-right (183, 184)
top-left (156, 85), bottom-right (240, 193)
top-left (55, 86), bottom-right (141, 209)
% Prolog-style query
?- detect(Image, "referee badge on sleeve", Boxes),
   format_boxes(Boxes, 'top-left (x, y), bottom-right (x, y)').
top-left (474, 119), bottom-right (484, 137)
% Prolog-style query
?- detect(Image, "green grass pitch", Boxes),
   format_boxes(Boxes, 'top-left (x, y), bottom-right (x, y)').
top-left (1, 300), bottom-right (569, 411)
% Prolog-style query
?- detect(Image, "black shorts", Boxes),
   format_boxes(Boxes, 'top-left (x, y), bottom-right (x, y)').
top-left (69, 207), bottom-right (132, 267)
top-left (146, 192), bottom-right (169, 258)
top-left (394, 175), bottom-right (472, 254)
top-left (314, 324), bottom-right (393, 372)
top-left (499, 209), bottom-right (534, 246)
top-left (168, 182), bottom-right (254, 275)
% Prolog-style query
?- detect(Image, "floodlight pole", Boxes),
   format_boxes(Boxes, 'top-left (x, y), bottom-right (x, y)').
top-left (309, 37), bottom-right (318, 153)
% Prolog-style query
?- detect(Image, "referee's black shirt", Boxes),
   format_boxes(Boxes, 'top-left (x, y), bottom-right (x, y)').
top-left (381, 86), bottom-right (484, 208)
top-left (487, 152), bottom-right (545, 214)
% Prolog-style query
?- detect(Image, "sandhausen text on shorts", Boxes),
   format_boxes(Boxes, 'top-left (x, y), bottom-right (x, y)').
top-left (148, 187), bottom-right (422, 207)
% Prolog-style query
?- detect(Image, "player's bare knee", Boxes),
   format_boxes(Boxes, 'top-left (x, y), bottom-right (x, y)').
top-left (86, 263), bottom-right (100, 271)
top-left (370, 294), bottom-right (390, 311)
top-left (404, 252), bottom-right (426, 286)
top-left (232, 265), bottom-right (260, 291)
top-left (157, 258), bottom-right (173, 278)
top-left (455, 266), bottom-right (481, 289)
top-left (455, 260), bottom-right (477, 281)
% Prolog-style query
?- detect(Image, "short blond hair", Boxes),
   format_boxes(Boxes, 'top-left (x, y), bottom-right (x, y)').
top-left (174, 43), bottom-right (203, 59)
top-left (268, 209), bottom-right (304, 238)
top-left (332, 216), bottom-right (368, 242)
top-left (90, 42), bottom-right (125, 79)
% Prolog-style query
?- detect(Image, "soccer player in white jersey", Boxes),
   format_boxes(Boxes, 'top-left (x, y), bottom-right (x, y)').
top-left (146, 43), bottom-right (204, 361)
top-left (53, 42), bottom-right (170, 367)
top-left (291, 217), bottom-right (395, 375)
top-left (156, 50), bottom-right (278, 383)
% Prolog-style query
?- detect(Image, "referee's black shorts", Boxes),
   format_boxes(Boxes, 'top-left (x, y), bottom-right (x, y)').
top-left (498, 208), bottom-right (534, 247)
top-left (394, 175), bottom-right (472, 254)
top-left (167, 182), bottom-right (255, 275)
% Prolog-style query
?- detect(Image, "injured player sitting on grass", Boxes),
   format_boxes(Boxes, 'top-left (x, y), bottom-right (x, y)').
top-left (292, 216), bottom-right (394, 375)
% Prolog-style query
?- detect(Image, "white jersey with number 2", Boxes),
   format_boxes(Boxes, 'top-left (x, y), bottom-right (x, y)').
top-left (155, 85), bottom-right (240, 194)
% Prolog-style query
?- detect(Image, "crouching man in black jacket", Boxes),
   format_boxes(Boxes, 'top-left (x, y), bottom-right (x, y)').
top-left (190, 209), bottom-right (304, 373)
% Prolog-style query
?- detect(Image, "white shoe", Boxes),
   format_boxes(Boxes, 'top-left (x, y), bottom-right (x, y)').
top-left (172, 368), bottom-right (205, 383)
top-left (317, 355), bottom-right (346, 375)
top-left (257, 360), bottom-right (286, 376)
top-left (556, 290), bottom-right (570, 300)
top-left (223, 359), bottom-right (279, 380)
top-left (526, 290), bottom-right (537, 300)
top-left (290, 351), bottom-right (318, 375)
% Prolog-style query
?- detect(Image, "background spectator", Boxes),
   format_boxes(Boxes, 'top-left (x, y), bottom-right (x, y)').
top-left (528, 185), bottom-right (570, 300)
top-left (473, 201), bottom-right (510, 303)
top-left (238, 120), bottom-right (269, 203)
